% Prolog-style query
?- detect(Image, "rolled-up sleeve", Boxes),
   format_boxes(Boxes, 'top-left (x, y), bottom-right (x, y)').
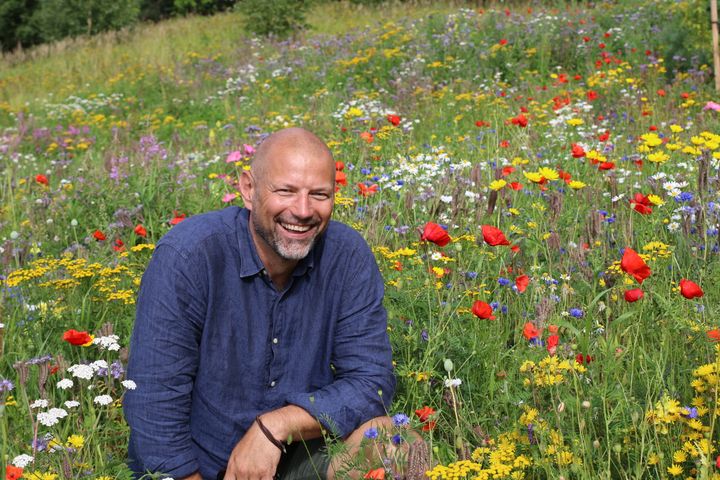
top-left (123, 244), bottom-right (206, 478)
top-left (286, 243), bottom-right (396, 438)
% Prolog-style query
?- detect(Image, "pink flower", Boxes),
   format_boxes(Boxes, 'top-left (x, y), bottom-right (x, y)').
top-left (243, 143), bottom-right (256, 155)
top-left (703, 101), bottom-right (720, 111)
top-left (226, 151), bottom-right (242, 163)
top-left (222, 193), bottom-right (238, 203)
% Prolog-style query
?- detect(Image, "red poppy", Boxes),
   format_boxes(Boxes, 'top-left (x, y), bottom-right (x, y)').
top-left (335, 161), bottom-right (344, 171)
top-left (620, 248), bottom-right (651, 284)
top-left (357, 183), bottom-right (378, 197)
top-left (6, 465), bottom-right (23, 480)
top-left (657, 89), bottom-right (666, 97)
top-left (415, 406), bottom-right (436, 423)
top-left (420, 222), bottom-right (451, 247)
top-left (680, 279), bottom-right (704, 299)
top-left (472, 300), bottom-right (495, 320)
top-left (499, 140), bottom-right (510, 148)
top-left (511, 113), bottom-right (528, 127)
top-left (482, 225), bottom-right (510, 246)
top-left (499, 38), bottom-right (508, 46)
top-left (547, 334), bottom-right (559, 355)
top-left (630, 193), bottom-right (652, 215)
top-left (335, 171), bottom-right (347, 186)
top-left (35, 174), bottom-right (49, 185)
top-left (624, 289), bottom-right (644, 302)
top-left (598, 130), bottom-right (610, 142)
top-left (360, 132), bottom-right (374, 143)
top-left (598, 161), bottom-right (615, 170)
top-left (570, 143), bottom-right (586, 158)
top-left (364, 468), bottom-right (385, 480)
top-left (707, 330), bottom-right (720, 342)
top-left (63, 329), bottom-right (92, 346)
top-left (422, 421), bottom-right (437, 431)
top-left (522, 322), bottom-right (540, 340)
top-left (501, 166), bottom-right (515, 176)
top-left (575, 354), bottom-right (593, 365)
top-left (113, 239), bottom-right (125, 252)
top-left (509, 182), bottom-right (523, 190)
top-left (93, 230), bottom-right (106, 241)
top-left (170, 212), bottom-right (186, 225)
top-left (387, 114), bottom-right (401, 126)
top-left (586, 90), bottom-right (598, 101)
top-left (134, 224), bottom-right (147, 237)
top-left (515, 274), bottom-right (529, 293)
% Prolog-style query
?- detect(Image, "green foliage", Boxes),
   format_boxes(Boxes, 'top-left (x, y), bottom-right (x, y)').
top-left (655, 0), bottom-right (712, 78)
top-left (237, 0), bottom-right (311, 37)
top-left (28, 0), bottom-right (140, 42)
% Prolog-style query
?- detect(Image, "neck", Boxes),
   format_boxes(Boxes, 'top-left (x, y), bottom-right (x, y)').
top-left (249, 228), bottom-right (298, 291)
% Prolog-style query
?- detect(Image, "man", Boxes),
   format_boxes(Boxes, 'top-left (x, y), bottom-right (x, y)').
top-left (124, 128), bottom-right (396, 479)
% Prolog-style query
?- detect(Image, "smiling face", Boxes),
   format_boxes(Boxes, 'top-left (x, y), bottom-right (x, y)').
top-left (240, 129), bottom-right (335, 268)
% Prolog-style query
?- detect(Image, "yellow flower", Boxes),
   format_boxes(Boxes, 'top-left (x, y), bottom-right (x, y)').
top-left (672, 450), bottom-right (687, 463)
top-left (647, 194), bottom-right (664, 206)
top-left (568, 180), bottom-right (586, 189)
top-left (647, 453), bottom-right (660, 465)
top-left (667, 464), bottom-right (683, 476)
top-left (523, 171), bottom-right (543, 183)
top-left (566, 118), bottom-right (584, 126)
top-left (66, 434), bottom-right (84, 449)
top-left (489, 179), bottom-right (507, 191)
top-left (538, 167), bottom-right (559, 181)
top-left (670, 124), bottom-right (684, 133)
top-left (647, 151), bottom-right (669, 164)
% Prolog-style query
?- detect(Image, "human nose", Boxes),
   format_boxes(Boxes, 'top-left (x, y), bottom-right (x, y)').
top-left (291, 194), bottom-right (313, 219)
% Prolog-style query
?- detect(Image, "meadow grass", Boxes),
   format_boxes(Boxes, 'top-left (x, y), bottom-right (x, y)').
top-left (2, 0), bottom-right (720, 479)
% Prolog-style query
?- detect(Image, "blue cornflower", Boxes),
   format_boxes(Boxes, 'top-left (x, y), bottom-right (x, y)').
top-left (466, 271), bottom-right (478, 279)
top-left (684, 406), bottom-right (698, 419)
top-left (569, 308), bottom-right (584, 318)
top-left (364, 427), bottom-right (379, 439)
top-left (391, 434), bottom-right (404, 446)
top-left (361, 168), bottom-right (371, 175)
top-left (498, 277), bottom-right (511, 286)
top-left (675, 191), bottom-right (693, 203)
top-left (0, 378), bottom-right (14, 392)
top-left (392, 413), bottom-right (410, 427)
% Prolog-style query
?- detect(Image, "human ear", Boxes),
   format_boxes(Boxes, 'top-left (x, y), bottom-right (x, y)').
top-left (239, 170), bottom-right (254, 210)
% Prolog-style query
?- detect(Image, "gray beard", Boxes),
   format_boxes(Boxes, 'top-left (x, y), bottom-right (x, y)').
top-left (252, 216), bottom-right (316, 261)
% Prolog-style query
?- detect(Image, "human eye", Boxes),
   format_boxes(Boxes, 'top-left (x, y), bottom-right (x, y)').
top-left (311, 191), bottom-right (331, 200)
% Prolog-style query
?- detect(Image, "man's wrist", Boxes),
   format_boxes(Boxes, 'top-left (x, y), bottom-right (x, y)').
top-left (255, 415), bottom-right (287, 453)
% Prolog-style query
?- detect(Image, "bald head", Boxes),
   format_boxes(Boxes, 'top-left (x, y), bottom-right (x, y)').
top-left (251, 127), bottom-right (334, 182)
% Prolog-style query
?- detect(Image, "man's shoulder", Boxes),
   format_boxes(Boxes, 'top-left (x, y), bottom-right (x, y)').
top-left (323, 220), bottom-right (371, 252)
top-left (157, 206), bottom-right (243, 254)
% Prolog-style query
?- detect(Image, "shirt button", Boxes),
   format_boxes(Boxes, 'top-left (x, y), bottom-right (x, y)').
top-left (272, 338), bottom-right (278, 344)
top-left (270, 381), bottom-right (276, 387)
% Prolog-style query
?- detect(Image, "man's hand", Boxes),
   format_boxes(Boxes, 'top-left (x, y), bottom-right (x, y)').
top-left (224, 420), bottom-right (283, 480)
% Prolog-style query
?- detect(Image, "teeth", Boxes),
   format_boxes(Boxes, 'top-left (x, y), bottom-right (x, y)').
top-left (282, 223), bottom-right (311, 232)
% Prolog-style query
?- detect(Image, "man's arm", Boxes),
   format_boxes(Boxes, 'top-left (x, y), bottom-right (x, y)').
top-left (224, 405), bottom-right (320, 480)
top-left (284, 239), bottom-right (396, 438)
top-left (123, 244), bottom-right (206, 479)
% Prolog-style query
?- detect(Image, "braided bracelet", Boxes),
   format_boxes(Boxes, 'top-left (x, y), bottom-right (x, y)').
top-left (255, 415), bottom-right (287, 454)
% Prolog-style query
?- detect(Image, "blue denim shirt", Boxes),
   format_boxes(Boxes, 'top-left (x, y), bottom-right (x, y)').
top-left (123, 207), bottom-right (395, 479)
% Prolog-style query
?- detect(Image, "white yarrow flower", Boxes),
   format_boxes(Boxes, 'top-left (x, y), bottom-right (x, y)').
top-left (56, 378), bottom-right (74, 390)
top-left (30, 399), bottom-right (49, 409)
top-left (444, 378), bottom-right (462, 388)
top-left (64, 400), bottom-right (80, 408)
top-left (93, 394), bottom-right (113, 406)
top-left (37, 408), bottom-right (68, 427)
top-left (93, 334), bottom-right (121, 351)
top-left (68, 364), bottom-right (94, 380)
top-left (12, 454), bottom-right (34, 468)
top-left (121, 380), bottom-right (137, 390)
top-left (90, 360), bottom-right (108, 371)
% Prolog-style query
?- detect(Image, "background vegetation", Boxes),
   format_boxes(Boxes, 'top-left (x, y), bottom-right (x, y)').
top-left (2, 0), bottom-right (720, 479)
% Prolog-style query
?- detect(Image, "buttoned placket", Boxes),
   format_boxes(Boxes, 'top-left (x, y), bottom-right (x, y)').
top-left (264, 273), bottom-right (295, 393)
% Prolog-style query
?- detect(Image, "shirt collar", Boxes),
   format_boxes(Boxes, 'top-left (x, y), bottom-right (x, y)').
top-left (236, 208), bottom-right (317, 278)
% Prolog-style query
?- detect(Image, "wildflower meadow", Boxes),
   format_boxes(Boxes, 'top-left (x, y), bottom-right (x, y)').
top-left (2, 1), bottom-right (720, 478)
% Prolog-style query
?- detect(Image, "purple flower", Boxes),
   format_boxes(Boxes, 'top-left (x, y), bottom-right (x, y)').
top-left (364, 427), bottom-right (379, 439)
top-left (392, 413), bottom-right (409, 427)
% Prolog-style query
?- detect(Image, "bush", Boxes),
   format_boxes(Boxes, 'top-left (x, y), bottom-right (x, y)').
top-left (237, 0), bottom-right (310, 38)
